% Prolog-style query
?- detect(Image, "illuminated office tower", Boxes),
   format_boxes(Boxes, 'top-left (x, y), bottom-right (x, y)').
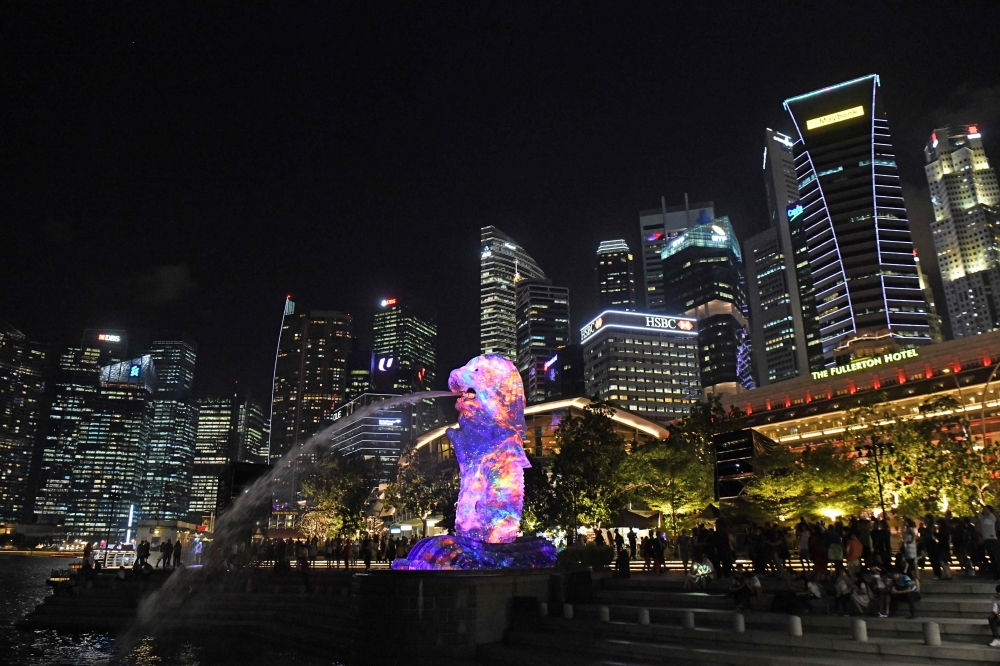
top-left (662, 216), bottom-right (754, 395)
top-left (784, 75), bottom-right (931, 366)
top-left (0, 322), bottom-right (47, 521)
top-left (924, 125), bottom-right (1000, 337)
top-left (745, 129), bottom-right (817, 386)
top-left (189, 396), bottom-right (234, 517)
top-left (373, 296), bottom-right (437, 392)
top-left (515, 278), bottom-right (571, 403)
top-left (639, 198), bottom-right (714, 312)
top-left (580, 310), bottom-right (700, 424)
top-left (595, 240), bottom-right (637, 311)
top-left (344, 348), bottom-right (373, 403)
top-left (269, 298), bottom-right (353, 461)
top-left (480, 226), bottom-right (547, 360)
top-left (34, 330), bottom-right (129, 523)
top-left (64, 355), bottom-right (156, 540)
top-left (142, 334), bottom-right (198, 521)
top-left (914, 250), bottom-right (945, 343)
top-left (235, 393), bottom-right (268, 464)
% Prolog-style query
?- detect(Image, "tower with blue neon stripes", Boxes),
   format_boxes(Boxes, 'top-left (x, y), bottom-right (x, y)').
top-left (783, 75), bottom-right (932, 367)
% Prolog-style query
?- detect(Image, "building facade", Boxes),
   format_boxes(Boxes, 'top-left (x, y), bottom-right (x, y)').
top-left (189, 396), bottom-right (235, 517)
top-left (480, 226), bottom-right (547, 361)
top-left (595, 240), bottom-right (637, 312)
top-left (661, 216), bottom-right (755, 395)
top-left (924, 124), bottom-right (1000, 338)
top-left (784, 75), bottom-right (932, 366)
top-left (143, 334), bottom-right (198, 521)
top-left (34, 330), bottom-right (129, 524)
top-left (0, 322), bottom-right (47, 522)
top-left (328, 393), bottom-right (413, 482)
top-left (269, 298), bottom-right (353, 462)
top-left (746, 129), bottom-right (816, 387)
top-left (580, 310), bottom-right (701, 423)
top-left (373, 296), bottom-right (437, 392)
top-left (515, 278), bottom-right (571, 404)
top-left (639, 199), bottom-right (714, 312)
top-left (64, 355), bottom-right (157, 540)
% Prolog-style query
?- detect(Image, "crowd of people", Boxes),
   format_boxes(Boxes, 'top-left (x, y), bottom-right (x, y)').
top-left (251, 533), bottom-right (423, 573)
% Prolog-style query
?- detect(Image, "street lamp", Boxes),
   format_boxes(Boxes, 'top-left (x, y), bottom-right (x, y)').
top-left (858, 436), bottom-right (888, 517)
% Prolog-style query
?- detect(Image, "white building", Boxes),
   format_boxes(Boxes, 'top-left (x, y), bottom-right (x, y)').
top-left (925, 125), bottom-right (1000, 337)
top-left (480, 226), bottom-right (546, 361)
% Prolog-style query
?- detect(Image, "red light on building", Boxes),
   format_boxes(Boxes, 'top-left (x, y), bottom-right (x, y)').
top-left (746, 404), bottom-right (753, 415)
top-left (952, 362), bottom-right (962, 373)
top-left (765, 399), bottom-right (772, 411)
top-left (925, 366), bottom-right (933, 379)
top-left (848, 382), bottom-right (856, 395)
top-left (784, 397), bottom-right (791, 409)
top-left (898, 370), bottom-right (906, 384)
top-left (196, 525), bottom-right (206, 531)
top-left (805, 392), bottom-right (811, 404)
top-left (873, 378), bottom-right (881, 390)
top-left (969, 125), bottom-right (979, 135)
top-left (985, 356), bottom-right (992, 367)
top-left (827, 390), bottom-right (832, 400)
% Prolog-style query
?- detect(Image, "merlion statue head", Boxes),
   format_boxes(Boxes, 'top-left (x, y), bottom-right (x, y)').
top-left (447, 354), bottom-right (526, 435)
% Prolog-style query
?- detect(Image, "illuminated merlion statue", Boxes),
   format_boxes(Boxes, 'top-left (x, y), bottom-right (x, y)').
top-left (392, 355), bottom-right (556, 570)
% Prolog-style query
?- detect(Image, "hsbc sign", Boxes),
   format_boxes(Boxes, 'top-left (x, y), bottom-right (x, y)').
top-left (580, 311), bottom-right (696, 342)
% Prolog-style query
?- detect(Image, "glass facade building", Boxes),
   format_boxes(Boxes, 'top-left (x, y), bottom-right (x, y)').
top-left (143, 335), bottom-right (198, 521)
top-left (581, 310), bottom-right (701, 424)
top-left (480, 226), bottom-right (547, 361)
top-left (784, 75), bottom-right (932, 366)
top-left (746, 129), bottom-right (817, 387)
top-left (515, 278), bottom-right (571, 404)
top-left (639, 200), bottom-right (714, 312)
top-left (269, 298), bottom-right (353, 462)
top-left (328, 393), bottom-right (412, 482)
top-left (0, 322), bottom-right (47, 522)
top-left (64, 355), bottom-right (156, 540)
top-left (373, 296), bottom-right (437, 392)
top-left (661, 216), bottom-right (755, 395)
top-left (924, 124), bottom-right (1000, 337)
top-left (595, 240), bottom-right (637, 312)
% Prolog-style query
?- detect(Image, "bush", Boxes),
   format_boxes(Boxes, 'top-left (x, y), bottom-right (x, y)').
top-left (557, 544), bottom-right (615, 571)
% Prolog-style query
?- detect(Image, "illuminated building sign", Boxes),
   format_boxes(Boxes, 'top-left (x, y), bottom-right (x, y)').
top-left (810, 348), bottom-right (919, 380)
top-left (98, 333), bottom-right (122, 342)
top-left (580, 311), bottom-right (696, 342)
top-left (380, 298), bottom-right (397, 307)
top-left (805, 105), bottom-right (865, 130)
top-left (543, 354), bottom-right (558, 372)
top-left (787, 203), bottom-right (804, 222)
top-left (376, 356), bottom-right (395, 372)
top-left (969, 125), bottom-right (981, 139)
top-left (378, 418), bottom-right (402, 427)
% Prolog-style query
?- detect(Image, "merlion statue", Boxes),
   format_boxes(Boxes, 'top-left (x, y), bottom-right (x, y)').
top-left (392, 355), bottom-right (556, 570)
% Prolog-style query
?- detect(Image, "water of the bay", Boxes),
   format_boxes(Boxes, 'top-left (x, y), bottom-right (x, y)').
top-left (0, 554), bottom-right (342, 665)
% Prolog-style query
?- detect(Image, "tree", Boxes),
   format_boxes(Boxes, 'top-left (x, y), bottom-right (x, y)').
top-left (742, 442), bottom-right (866, 520)
top-left (384, 449), bottom-right (459, 537)
top-left (621, 439), bottom-right (712, 534)
top-left (300, 454), bottom-right (382, 537)
top-left (520, 455), bottom-right (555, 534)
top-left (550, 401), bottom-right (628, 539)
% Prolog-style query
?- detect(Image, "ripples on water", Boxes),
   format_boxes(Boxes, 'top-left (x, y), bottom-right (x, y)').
top-left (0, 555), bottom-right (343, 665)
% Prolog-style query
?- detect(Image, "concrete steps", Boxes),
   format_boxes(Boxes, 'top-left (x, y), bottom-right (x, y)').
top-left (503, 617), bottom-right (1000, 665)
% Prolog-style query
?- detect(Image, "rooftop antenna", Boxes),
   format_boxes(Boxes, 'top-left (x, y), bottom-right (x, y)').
top-left (684, 192), bottom-right (691, 227)
top-left (660, 195), bottom-right (667, 228)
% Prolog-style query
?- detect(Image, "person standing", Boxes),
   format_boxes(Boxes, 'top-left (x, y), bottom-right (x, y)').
top-left (614, 529), bottom-right (625, 557)
top-left (936, 516), bottom-right (953, 580)
top-left (172, 540), bottom-right (182, 568)
top-left (362, 535), bottom-right (373, 571)
top-left (970, 499), bottom-right (1000, 580)
top-left (902, 519), bottom-right (919, 580)
top-left (627, 528), bottom-right (637, 560)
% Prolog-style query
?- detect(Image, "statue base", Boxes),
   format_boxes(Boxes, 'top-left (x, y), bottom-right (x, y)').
top-left (391, 535), bottom-right (557, 570)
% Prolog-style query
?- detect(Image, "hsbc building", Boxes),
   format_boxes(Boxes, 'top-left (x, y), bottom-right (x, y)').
top-left (580, 310), bottom-right (701, 424)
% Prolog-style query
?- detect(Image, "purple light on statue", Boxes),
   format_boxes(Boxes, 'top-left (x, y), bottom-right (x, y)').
top-left (392, 354), bottom-right (556, 570)
top-left (448, 355), bottom-right (529, 543)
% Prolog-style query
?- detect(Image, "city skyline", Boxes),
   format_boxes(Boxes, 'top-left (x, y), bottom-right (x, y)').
top-left (4, 4), bottom-right (1000, 405)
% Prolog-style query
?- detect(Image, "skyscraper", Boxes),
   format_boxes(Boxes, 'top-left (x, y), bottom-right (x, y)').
top-left (639, 198), bottom-right (715, 312)
top-left (34, 330), bottom-right (129, 524)
top-left (662, 216), bottom-right (754, 395)
top-left (515, 277), bottom-right (571, 403)
top-left (190, 396), bottom-right (234, 517)
top-left (373, 296), bottom-right (437, 392)
top-left (925, 124), bottom-right (1000, 337)
top-left (745, 129), bottom-right (816, 386)
top-left (480, 226), bottom-right (546, 360)
top-left (595, 240), bottom-right (637, 312)
top-left (581, 310), bottom-right (701, 423)
top-left (143, 334), bottom-right (198, 521)
top-left (784, 75), bottom-right (932, 366)
top-left (64, 355), bottom-right (156, 540)
top-left (0, 322), bottom-right (47, 522)
top-left (235, 392), bottom-right (268, 464)
top-left (269, 298), bottom-right (353, 461)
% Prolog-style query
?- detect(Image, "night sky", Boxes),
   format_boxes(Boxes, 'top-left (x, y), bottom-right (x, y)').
top-left (4, 4), bottom-right (1000, 403)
